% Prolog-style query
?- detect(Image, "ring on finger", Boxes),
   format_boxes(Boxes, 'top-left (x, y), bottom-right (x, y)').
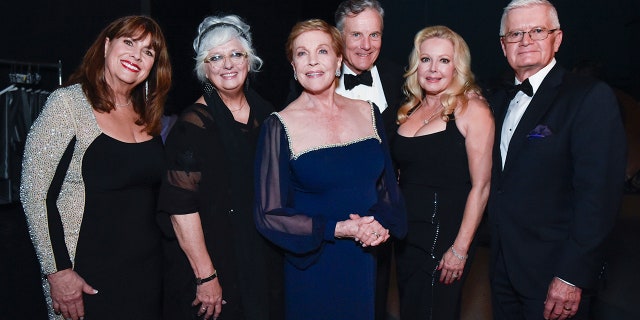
top-left (563, 306), bottom-right (571, 311)
top-left (371, 231), bottom-right (380, 238)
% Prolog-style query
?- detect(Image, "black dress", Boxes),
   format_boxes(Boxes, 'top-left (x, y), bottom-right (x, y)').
top-left (391, 118), bottom-right (475, 320)
top-left (74, 134), bottom-right (165, 319)
top-left (158, 88), bottom-right (283, 320)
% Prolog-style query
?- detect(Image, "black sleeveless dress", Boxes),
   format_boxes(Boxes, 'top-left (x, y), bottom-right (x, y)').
top-left (73, 134), bottom-right (164, 319)
top-left (391, 118), bottom-right (474, 320)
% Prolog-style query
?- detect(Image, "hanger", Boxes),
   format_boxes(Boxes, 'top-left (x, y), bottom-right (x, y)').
top-left (0, 84), bottom-right (18, 96)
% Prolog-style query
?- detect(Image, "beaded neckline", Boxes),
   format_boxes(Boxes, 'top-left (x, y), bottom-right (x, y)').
top-left (274, 101), bottom-right (381, 160)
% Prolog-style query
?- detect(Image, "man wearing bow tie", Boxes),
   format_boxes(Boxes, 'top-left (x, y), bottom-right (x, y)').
top-left (333, 2), bottom-right (404, 320)
top-left (334, 0), bottom-right (404, 137)
top-left (487, 1), bottom-right (626, 320)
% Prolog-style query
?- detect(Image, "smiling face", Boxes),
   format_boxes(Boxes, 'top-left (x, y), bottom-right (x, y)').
top-left (104, 33), bottom-right (155, 92)
top-left (417, 37), bottom-right (456, 97)
top-left (291, 30), bottom-right (342, 94)
top-left (341, 8), bottom-right (382, 74)
top-left (204, 38), bottom-right (249, 94)
top-left (500, 4), bottom-right (562, 80)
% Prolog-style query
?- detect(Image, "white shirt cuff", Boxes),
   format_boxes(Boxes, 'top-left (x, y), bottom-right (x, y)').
top-left (555, 276), bottom-right (576, 287)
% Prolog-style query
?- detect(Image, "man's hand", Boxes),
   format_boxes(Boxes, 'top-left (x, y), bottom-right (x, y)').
top-left (543, 277), bottom-right (581, 320)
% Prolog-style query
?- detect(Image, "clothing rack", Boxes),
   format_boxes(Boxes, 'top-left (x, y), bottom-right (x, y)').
top-left (0, 59), bottom-right (63, 86)
top-left (1, 59), bottom-right (62, 204)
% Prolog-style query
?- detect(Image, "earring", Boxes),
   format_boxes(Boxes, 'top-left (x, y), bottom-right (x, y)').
top-left (293, 71), bottom-right (297, 81)
top-left (144, 81), bottom-right (149, 101)
top-left (335, 69), bottom-right (341, 77)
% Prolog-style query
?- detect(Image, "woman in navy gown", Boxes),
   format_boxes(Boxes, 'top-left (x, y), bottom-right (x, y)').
top-left (254, 19), bottom-right (406, 320)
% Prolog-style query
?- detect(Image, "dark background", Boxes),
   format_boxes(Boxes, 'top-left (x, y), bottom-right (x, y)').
top-left (1, 0), bottom-right (639, 111)
top-left (1, 1), bottom-right (639, 319)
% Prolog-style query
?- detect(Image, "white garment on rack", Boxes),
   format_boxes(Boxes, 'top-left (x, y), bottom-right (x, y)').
top-left (0, 84), bottom-right (17, 96)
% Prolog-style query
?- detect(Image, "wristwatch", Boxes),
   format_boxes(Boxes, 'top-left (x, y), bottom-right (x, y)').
top-left (195, 270), bottom-right (217, 285)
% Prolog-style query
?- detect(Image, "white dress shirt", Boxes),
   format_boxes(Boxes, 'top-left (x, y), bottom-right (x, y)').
top-left (336, 64), bottom-right (388, 113)
top-left (500, 59), bottom-right (557, 168)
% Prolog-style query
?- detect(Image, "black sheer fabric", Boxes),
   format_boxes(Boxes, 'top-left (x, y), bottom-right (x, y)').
top-left (159, 87), bottom-right (271, 218)
top-left (157, 87), bottom-right (282, 320)
top-left (253, 104), bottom-right (407, 268)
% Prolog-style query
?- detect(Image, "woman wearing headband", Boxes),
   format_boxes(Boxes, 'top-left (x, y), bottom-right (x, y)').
top-left (158, 14), bottom-right (283, 320)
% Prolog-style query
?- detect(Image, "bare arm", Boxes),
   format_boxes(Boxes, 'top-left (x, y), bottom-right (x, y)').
top-left (439, 98), bottom-right (494, 284)
top-left (171, 213), bottom-right (223, 319)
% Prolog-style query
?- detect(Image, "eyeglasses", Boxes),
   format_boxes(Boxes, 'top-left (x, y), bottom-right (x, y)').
top-left (204, 51), bottom-right (248, 67)
top-left (501, 27), bottom-right (558, 43)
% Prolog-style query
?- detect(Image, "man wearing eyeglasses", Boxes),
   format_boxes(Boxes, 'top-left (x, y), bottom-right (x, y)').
top-left (487, 1), bottom-right (626, 320)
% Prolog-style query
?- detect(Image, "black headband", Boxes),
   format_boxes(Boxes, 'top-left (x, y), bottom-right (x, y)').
top-left (198, 22), bottom-right (248, 50)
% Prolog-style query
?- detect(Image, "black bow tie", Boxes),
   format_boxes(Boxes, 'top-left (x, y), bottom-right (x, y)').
top-left (344, 70), bottom-right (373, 90)
top-left (508, 78), bottom-right (533, 100)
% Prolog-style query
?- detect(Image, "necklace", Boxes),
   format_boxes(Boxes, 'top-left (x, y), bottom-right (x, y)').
top-left (227, 97), bottom-right (247, 112)
top-left (115, 101), bottom-right (132, 108)
top-left (423, 104), bottom-right (444, 125)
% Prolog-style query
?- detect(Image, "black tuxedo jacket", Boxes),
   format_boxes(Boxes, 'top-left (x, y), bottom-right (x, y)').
top-left (487, 64), bottom-right (626, 295)
top-left (374, 59), bottom-right (404, 137)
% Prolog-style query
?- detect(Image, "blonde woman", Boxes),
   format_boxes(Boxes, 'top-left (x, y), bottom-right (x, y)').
top-left (391, 25), bottom-right (494, 319)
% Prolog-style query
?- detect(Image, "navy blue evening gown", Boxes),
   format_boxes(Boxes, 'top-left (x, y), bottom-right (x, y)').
top-left (254, 104), bottom-right (406, 320)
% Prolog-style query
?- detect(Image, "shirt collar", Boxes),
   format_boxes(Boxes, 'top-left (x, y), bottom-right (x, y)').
top-left (342, 64), bottom-right (377, 76)
top-left (515, 58), bottom-right (556, 95)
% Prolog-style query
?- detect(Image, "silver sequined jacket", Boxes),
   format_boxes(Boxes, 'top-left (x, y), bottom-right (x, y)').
top-left (20, 84), bottom-right (101, 318)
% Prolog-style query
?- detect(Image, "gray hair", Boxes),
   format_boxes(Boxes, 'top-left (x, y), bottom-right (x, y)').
top-left (193, 14), bottom-right (263, 83)
top-left (335, 0), bottom-right (384, 32)
top-left (500, 0), bottom-right (560, 36)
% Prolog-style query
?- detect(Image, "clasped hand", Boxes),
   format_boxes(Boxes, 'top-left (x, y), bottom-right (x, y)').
top-left (336, 214), bottom-right (389, 247)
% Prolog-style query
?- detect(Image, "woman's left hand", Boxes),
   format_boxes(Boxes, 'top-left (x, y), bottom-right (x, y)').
top-left (349, 214), bottom-right (390, 246)
top-left (438, 248), bottom-right (467, 285)
top-left (192, 278), bottom-right (224, 319)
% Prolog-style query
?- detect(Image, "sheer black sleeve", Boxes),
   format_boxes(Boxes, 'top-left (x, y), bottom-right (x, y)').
top-left (157, 105), bottom-right (210, 216)
top-left (253, 115), bottom-right (333, 268)
top-left (367, 104), bottom-right (407, 238)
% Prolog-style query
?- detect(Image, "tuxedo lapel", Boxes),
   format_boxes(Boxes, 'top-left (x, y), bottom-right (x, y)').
top-left (374, 59), bottom-right (404, 135)
top-left (502, 66), bottom-right (564, 173)
top-left (376, 59), bottom-right (403, 108)
top-left (492, 90), bottom-right (511, 179)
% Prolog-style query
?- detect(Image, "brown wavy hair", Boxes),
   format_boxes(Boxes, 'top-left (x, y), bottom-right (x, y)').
top-left (66, 15), bottom-right (172, 135)
top-left (397, 25), bottom-right (480, 125)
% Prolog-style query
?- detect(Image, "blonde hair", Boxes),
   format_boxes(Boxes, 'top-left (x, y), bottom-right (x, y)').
top-left (397, 25), bottom-right (480, 124)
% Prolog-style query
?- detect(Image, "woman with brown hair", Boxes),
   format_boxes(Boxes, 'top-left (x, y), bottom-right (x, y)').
top-left (20, 15), bottom-right (171, 320)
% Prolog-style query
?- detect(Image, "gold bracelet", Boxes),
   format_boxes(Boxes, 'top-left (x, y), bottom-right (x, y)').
top-left (450, 246), bottom-right (468, 260)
